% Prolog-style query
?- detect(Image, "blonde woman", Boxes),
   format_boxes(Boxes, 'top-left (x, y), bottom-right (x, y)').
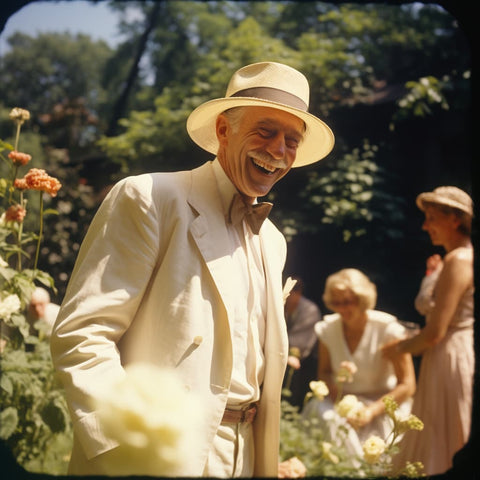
top-left (303, 268), bottom-right (416, 456)
top-left (382, 186), bottom-right (474, 475)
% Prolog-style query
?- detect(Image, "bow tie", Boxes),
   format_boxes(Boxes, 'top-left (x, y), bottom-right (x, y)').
top-left (227, 194), bottom-right (273, 235)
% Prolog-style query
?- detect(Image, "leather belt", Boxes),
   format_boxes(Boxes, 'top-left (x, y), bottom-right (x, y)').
top-left (221, 403), bottom-right (258, 424)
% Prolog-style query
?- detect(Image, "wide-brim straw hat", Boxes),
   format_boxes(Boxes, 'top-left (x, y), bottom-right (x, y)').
top-left (416, 186), bottom-right (473, 216)
top-left (186, 62), bottom-right (335, 167)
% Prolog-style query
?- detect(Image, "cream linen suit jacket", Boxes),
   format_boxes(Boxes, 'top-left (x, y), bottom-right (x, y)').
top-left (50, 160), bottom-right (289, 477)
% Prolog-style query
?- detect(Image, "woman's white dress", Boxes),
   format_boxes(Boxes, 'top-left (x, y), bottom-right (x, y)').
top-left (302, 310), bottom-right (411, 457)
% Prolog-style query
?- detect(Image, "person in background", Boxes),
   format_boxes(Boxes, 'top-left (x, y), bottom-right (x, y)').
top-left (303, 268), bottom-right (416, 456)
top-left (49, 61), bottom-right (335, 477)
top-left (382, 186), bottom-right (474, 476)
top-left (283, 275), bottom-right (322, 409)
top-left (27, 287), bottom-right (60, 338)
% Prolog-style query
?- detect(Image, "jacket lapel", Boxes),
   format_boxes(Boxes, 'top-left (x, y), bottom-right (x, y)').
top-left (259, 225), bottom-right (288, 354)
top-left (187, 162), bottom-right (237, 317)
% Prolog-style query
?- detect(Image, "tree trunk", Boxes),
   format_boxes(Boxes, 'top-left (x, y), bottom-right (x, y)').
top-left (106, 1), bottom-right (162, 136)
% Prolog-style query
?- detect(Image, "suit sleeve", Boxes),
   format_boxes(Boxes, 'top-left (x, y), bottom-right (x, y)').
top-left (50, 175), bottom-right (161, 459)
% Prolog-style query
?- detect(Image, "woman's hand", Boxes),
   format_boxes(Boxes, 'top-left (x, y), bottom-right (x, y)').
top-left (381, 338), bottom-right (402, 360)
top-left (347, 405), bottom-right (374, 429)
top-left (287, 355), bottom-right (301, 370)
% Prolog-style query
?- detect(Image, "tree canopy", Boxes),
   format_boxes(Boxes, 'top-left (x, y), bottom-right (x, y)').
top-left (0, 1), bottom-right (472, 322)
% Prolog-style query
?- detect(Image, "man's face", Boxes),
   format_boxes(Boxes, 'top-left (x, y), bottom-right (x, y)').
top-left (29, 298), bottom-right (47, 319)
top-left (216, 106), bottom-right (305, 201)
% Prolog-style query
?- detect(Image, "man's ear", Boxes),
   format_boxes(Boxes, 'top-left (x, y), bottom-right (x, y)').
top-left (215, 114), bottom-right (229, 147)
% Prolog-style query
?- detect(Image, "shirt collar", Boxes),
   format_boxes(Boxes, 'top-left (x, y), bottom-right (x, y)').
top-left (212, 158), bottom-right (240, 216)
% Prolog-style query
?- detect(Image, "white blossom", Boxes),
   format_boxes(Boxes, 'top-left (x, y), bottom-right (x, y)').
top-left (0, 293), bottom-right (21, 320)
top-left (93, 363), bottom-right (203, 476)
top-left (362, 435), bottom-right (386, 464)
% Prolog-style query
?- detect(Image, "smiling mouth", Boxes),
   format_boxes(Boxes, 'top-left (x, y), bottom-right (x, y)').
top-left (251, 157), bottom-right (278, 175)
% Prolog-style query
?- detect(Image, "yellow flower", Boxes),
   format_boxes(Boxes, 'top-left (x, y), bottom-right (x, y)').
top-left (362, 435), bottom-right (386, 464)
top-left (335, 394), bottom-right (364, 418)
top-left (321, 441), bottom-right (339, 464)
top-left (407, 414), bottom-right (424, 431)
top-left (309, 380), bottom-right (329, 401)
top-left (404, 461), bottom-right (425, 477)
top-left (394, 411), bottom-right (424, 434)
top-left (9, 108), bottom-right (30, 124)
top-left (94, 363), bottom-right (203, 476)
top-left (383, 395), bottom-right (399, 417)
top-left (336, 361), bottom-right (357, 383)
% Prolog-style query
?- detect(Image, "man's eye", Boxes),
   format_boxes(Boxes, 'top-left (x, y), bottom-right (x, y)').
top-left (286, 138), bottom-right (300, 149)
top-left (258, 128), bottom-right (274, 138)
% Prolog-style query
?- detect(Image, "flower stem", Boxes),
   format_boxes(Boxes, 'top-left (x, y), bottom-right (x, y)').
top-left (14, 122), bottom-right (21, 151)
top-left (33, 192), bottom-right (44, 273)
top-left (16, 194), bottom-right (25, 271)
top-left (8, 164), bottom-right (19, 204)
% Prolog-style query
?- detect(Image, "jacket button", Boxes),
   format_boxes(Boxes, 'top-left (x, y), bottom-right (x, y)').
top-left (193, 335), bottom-right (203, 345)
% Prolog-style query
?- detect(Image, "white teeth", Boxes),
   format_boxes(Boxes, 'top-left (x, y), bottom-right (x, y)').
top-left (252, 158), bottom-right (276, 172)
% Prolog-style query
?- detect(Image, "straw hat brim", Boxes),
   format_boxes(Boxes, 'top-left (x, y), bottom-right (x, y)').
top-left (416, 192), bottom-right (473, 216)
top-left (186, 96), bottom-right (335, 168)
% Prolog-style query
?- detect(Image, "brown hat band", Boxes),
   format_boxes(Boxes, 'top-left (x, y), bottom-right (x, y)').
top-left (231, 87), bottom-right (308, 111)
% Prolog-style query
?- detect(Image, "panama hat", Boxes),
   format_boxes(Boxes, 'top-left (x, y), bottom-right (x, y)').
top-left (416, 186), bottom-right (473, 216)
top-left (186, 62), bottom-right (334, 167)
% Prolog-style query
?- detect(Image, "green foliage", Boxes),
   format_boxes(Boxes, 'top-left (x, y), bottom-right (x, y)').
top-left (0, 32), bottom-right (112, 120)
top-left (391, 76), bottom-right (450, 127)
top-left (280, 385), bottom-right (425, 478)
top-left (303, 141), bottom-right (406, 242)
top-left (0, 342), bottom-right (72, 474)
top-left (0, 109), bottom-right (72, 474)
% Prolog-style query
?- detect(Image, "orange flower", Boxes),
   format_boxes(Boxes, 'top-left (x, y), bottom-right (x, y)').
top-left (13, 178), bottom-right (28, 190)
top-left (8, 150), bottom-right (32, 166)
top-left (16, 168), bottom-right (62, 197)
top-left (5, 204), bottom-right (27, 223)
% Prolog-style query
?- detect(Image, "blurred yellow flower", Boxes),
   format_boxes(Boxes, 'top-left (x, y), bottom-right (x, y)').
top-left (309, 380), bottom-right (329, 401)
top-left (335, 394), bottom-right (364, 418)
top-left (336, 361), bottom-right (357, 383)
top-left (321, 441), bottom-right (339, 464)
top-left (93, 363), bottom-right (203, 477)
top-left (362, 435), bottom-right (386, 464)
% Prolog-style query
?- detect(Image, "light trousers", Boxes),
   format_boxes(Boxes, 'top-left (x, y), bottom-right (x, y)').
top-left (202, 422), bottom-right (255, 477)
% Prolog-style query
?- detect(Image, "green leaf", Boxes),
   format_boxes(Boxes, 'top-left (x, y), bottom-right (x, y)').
top-left (0, 140), bottom-right (14, 151)
top-left (42, 209), bottom-right (59, 216)
top-left (0, 407), bottom-right (19, 440)
top-left (0, 374), bottom-right (14, 395)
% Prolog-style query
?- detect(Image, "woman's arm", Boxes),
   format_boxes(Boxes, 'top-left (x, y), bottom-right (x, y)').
top-left (348, 351), bottom-right (416, 429)
top-left (383, 249), bottom-right (472, 358)
top-left (316, 339), bottom-right (337, 401)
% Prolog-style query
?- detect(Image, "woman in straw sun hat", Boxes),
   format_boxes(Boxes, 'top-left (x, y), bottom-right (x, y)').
top-left (382, 186), bottom-right (474, 476)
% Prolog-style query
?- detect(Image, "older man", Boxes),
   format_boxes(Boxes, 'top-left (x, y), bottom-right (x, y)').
top-left (27, 287), bottom-right (60, 337)
top-left (50, 61), bottom-right (334, 477)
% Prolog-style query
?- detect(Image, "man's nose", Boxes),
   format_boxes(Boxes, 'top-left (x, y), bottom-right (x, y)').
top-left (266, 134), bottom-right (287, 164)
